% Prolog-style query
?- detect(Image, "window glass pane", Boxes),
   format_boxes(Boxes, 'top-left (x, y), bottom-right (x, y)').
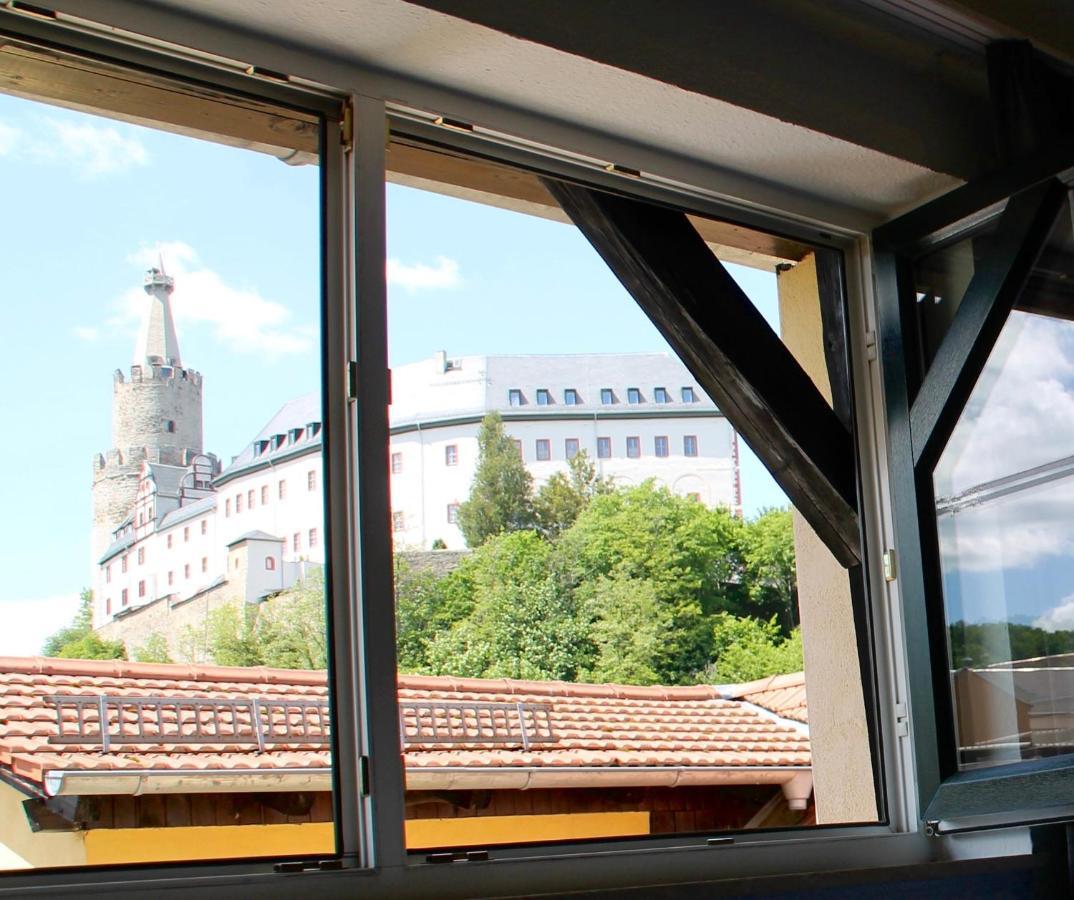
top-left (0, 57), bottom-right (335, 869)
top-left (386, 140), bottom-right (878, 850)
top-left (935, 195), bottom-right (1074, 769)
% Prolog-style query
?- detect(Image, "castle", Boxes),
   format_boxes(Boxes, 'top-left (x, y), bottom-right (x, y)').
top-left (94, 269), bottom-right (738, 655)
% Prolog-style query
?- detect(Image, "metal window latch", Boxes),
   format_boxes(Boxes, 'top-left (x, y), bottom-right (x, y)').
top-left (426, 849), bottom-right (489, 864)
top-left (273, 858), bottom-right (344, 873)
top-left (894, 701), bottom-right (909, 738)
top-left (883, 549), bottom-right (897, 582)
top-left (341, 100), bottom-right (354, 152)
top-left (348, 361), bottom-right (359, 402)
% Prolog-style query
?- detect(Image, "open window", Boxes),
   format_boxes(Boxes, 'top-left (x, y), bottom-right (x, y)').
top-left (875, 166), bottom-right (1074, 834)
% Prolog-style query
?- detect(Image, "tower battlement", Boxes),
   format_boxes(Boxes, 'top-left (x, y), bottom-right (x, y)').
top-left (113, 364), bottom-right (204, 388)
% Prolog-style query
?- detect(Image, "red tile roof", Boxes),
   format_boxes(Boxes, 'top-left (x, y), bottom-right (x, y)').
top-left (0, 658), bottom-right (809, 795)
top-left (724, 672), bottom-right (808, 724)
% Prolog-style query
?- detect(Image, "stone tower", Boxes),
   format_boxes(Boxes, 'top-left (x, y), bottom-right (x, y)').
top-left (91, 265), bottom-right (206, 561)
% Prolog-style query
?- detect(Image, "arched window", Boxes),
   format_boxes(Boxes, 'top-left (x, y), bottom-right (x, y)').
top-left (164, 420), bottom-right (176, 433)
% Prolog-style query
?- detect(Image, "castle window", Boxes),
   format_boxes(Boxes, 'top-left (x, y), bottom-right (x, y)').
top-left (308, 527), bottom-right (319, 547)
top-left (513, 439), bottom-right (523, 459)
top-left (681, 386), bottom-right (696, 403)
top-left (167, 534), bottom-right (173, 548)
top-left (137, 547), bottom-right (145, 565)
top-left (392, 512), bottom-right (404, 532)
top-left (105, 597), bottom-right (111, 616)
top-left (121, 589), bottom-right (128, 607)
top-left (279, 479), bottom-right (287, 499)
top-left (293, 532), bottom-right (301, 552)
top-left (266, 557), bottom-right (276, 571)
top-left (308, 470), bottom-right (317, 491)
top-left (508, 388), bottom-right (523, 406)
top-left (445, 444), bottom-right (458, 466)
top-left (686, 492), bottom-right (701, 502)
top-left (447, 503), bottom-right (460, 524)
top-left (138, 580), bottom-right (145, 598)
top-left (565, 438), bottom-right (580, 459)
top-left (183, 564), bottom-right (190, 580)
top-left (626, 435), bottom-right (641, 458)
top-left (307, 422), bottom-right (322, 439)
top-left (536, 388), bottom-right (551, 406)
top-left (254, 439), bottom-right (269, 455)
top-left (601, 388), bottom-right (614, 405)
top-left (564, 388), bottom-right (580, 405)
top-left (536, 439), bottom-right (551, 461)
top-left (289, 427), bottom-right (304, 444)
top-left (391, 452), bottom-right (403, 474)
top-left (684, 435), bottom-right (698, 457)
top-left (234, 558), bottom-right (240, 570)
top-left (201, 519), bottom-right (208, 535)
top-left (236, 493), bottom-right (243, 513)
top-left (164, 420), bottom-right (176, 433)
top-left (225, 499), bottom-right (231, 517)
top-left (183, 526), bottom-right (190, 542)
top-left (167, 571), bottom-right (173, 586)
top-left (121, 556), bottom-right (128, 574)
top-left (597, 436), bottom-right (611, 459)
top-left (655, 435), bottom-right (669, 457)
top-left (201, 557), bottom-right (207, 573)
top-left (261, 485), bottom-right (269, 505)
top-left (247, 489), bottom-right (255, 509)
top-left (105, 565), bottom-right (111, 584)
top-left (627, 387), bottom-right (642, 404)
top-left (654, 386), bottom-right (670, 403)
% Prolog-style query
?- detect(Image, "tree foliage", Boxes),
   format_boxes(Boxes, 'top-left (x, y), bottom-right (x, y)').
top-left (948, 621), bottom-right (1074, 668)
top-left (533, 450), bottom-right (611, 538)
top-left (740, 508), bottom-right (798, 632)
top-left (43, 589), bottom-right (127, 660)
top-left (131, 633), bottom-right (173, 664)
top-left (699, 614), bottom-right (803, 683)
top-left (204, 570), bottom-right (328, 669)
top-left (456, 412), bottom-right (535, 547)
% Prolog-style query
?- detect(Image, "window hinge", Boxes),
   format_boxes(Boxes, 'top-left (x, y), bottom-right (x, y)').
top-left (882, 549), bottom-right (897, 582)
top-left (347, 361), bottom-right (359, 402)
top-left (426, 849), bottom-right (489, 864)
top-left (359, 754), bottom-right (370, 797)
top-left (341, 100), bottom-right (354, 152)
top-left (273, 858), bottom-right (344, 873)
top-left (864, 330), bottom-right (878, 361)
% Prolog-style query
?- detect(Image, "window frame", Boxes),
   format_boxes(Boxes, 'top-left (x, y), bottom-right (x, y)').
top-left (0, 6), bottom-right (925, 897)
top-left (874, 175), bottom-right (1074, 837)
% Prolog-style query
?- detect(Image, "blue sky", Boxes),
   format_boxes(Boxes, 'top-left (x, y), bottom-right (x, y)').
top-left (0, 91), bottom-right (787, 654)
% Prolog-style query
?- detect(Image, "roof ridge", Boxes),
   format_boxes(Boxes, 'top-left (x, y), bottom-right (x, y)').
top-left (0, 657), bottom-right (328, 686)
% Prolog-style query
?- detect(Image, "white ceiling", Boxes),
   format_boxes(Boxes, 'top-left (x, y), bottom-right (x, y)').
top-left (60, 0), bottom-right (961, 225)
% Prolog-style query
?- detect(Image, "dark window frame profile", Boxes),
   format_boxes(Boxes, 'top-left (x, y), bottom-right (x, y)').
top-left (873, 167), bottom-right (1074, 836)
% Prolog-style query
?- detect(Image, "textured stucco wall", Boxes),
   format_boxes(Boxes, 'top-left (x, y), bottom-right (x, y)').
top-left (776, 252), bottom-right (878, 824)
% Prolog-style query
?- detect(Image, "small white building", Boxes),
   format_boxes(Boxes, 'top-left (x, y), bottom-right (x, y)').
top-left (94, 273), bottom-right (739, 626)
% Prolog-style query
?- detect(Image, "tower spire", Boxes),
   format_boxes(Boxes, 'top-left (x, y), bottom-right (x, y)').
top-left (136, 262), bottom-right (182, 368)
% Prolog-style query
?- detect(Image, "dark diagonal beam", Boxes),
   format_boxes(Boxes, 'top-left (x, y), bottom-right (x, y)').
top-left (814, 246), bottom-right (854, 432)
top-left (910, 178), bottom-right (1067, 471)
top-left (542, 177), bottom-right (860, 568)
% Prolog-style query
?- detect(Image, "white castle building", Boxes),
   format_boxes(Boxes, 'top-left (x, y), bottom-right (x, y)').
top-left (93, 271), bottom-right (740, 628)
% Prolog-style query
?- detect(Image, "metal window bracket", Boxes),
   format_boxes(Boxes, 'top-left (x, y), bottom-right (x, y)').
top-left (425, 849), bottom-right (490, 864)
top-left (273, 858), bottom-right (345, 873)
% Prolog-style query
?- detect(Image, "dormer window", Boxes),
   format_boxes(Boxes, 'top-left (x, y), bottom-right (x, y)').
top-left (306, 422), bottom-right (322, 439)
top-left (536, 388), bottom-right (551, 406)
top-left (271, 434), bottom-right (286, 451)
top-left (564, 388), bottom-right (580, 405)
top-left (627, 387), bottom-right (642, 404)
top-left (289, 427), bottom-right (304, 444)
top-left (508, 389), bottom-right (523, 407)
top-left (254, 439), bottom-right (270, 456)
top-left (654, 387), bottom-right (669, 403)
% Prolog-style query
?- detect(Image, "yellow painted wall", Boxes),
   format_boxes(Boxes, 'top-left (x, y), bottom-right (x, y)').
top-left (776, 254), bottom-right (879, 824)
top-left (0, 782), bottom-right (86, 870)
top-left (76, 811), bottom-right (649, 866)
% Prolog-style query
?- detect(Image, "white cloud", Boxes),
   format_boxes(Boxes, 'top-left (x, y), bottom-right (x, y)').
top-left (113, 242), bottom-right (313, 356)
top-left (73, 325), bottom-right (100, 342)
top-left (1034, 595), bottom-right (1074, 632)
top-left (387, 256), bottom-right (461, 292)
top-left (936, 313), bottom-right (1074, 573)
top-left (0, 593), bottom-right (82, 656)
top-left (0, 115), bottom-right (147, 177)
top-left (0, 120), bottom-right (20, 155)
top-left (48, 119), bottom-right (148, 176)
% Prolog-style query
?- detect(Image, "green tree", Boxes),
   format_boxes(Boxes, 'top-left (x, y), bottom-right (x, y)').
top-left (43, 589), bottom-right (126, 660)
top-left (579, 574), bottom-right (666, 685)
top-left (456, 412), bottom-right (534, 547)
top-left (204, 570), bottom-right (328, 669)
top-left (131, 632), bottom-right (174, 664)
top-left (699, 614), bottom-right (803, 683)
top-left (740, 508), bottom-right (798, 633)
top-left (395, 557), bottom-right (472, 672)
top-left (533, 450), bottom-right (611, 538)
top-left (556, 482), bottom-right (743, 683)
top-left (424, 531), bottom-right (588, 680)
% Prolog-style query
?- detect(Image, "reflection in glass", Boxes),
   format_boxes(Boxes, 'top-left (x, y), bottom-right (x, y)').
top-left (936, 193), bottom-right (1074, 768)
